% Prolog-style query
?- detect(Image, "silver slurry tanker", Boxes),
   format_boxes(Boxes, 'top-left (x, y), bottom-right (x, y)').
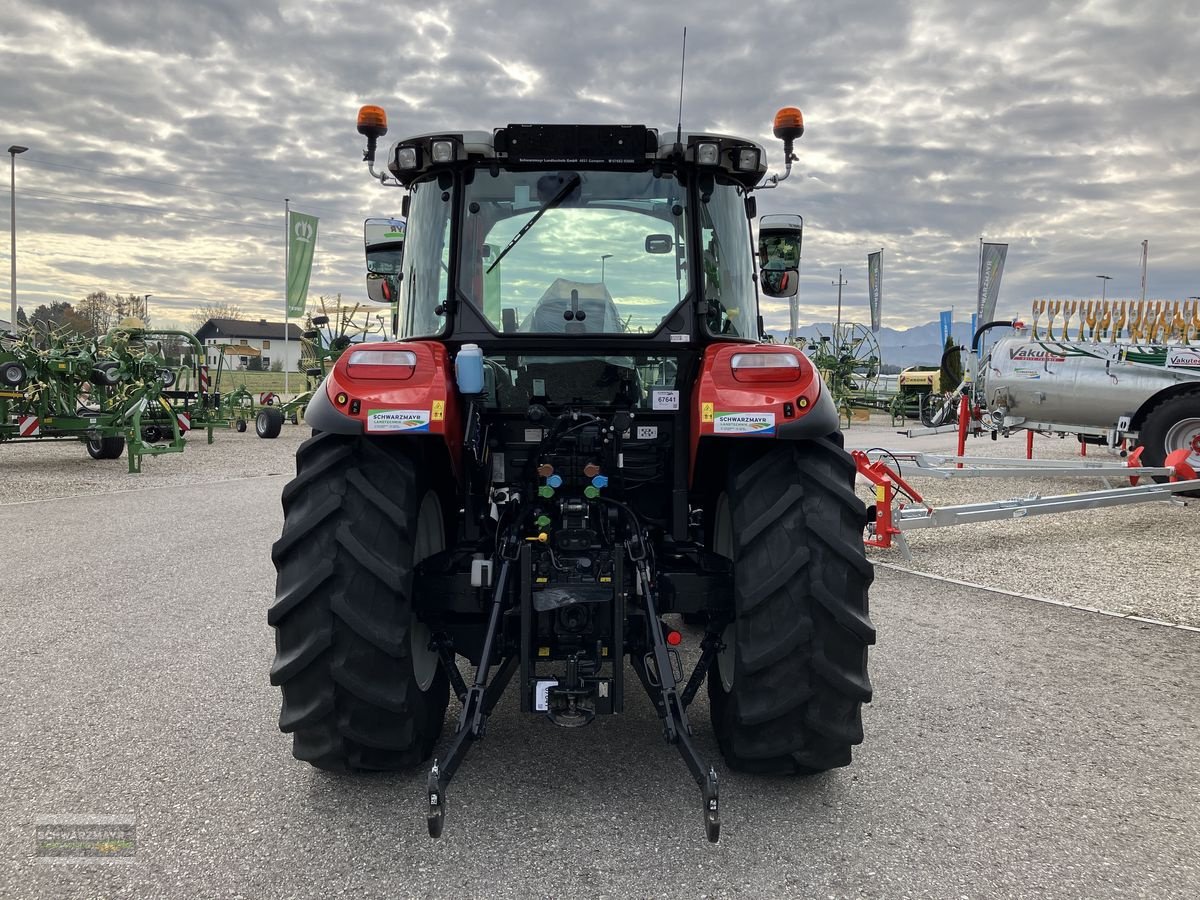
top-left (982, 328), bottom-right (1200, 470)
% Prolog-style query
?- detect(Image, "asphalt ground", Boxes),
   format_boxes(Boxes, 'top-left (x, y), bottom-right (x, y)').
top-left (0, 430), bottom-right (1197, 899)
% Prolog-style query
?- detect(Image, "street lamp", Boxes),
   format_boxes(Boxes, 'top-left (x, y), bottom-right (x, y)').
top-left (1096, 274), bottom-right (1112, 302)
top-left (8, 144), bottom-right (28, 330)
top-left (600, 254), bottom-right (613, 283)
top-left (144, 293), bottom-right (152, 325)
top-left (832, 268), bottom-right (847, 334)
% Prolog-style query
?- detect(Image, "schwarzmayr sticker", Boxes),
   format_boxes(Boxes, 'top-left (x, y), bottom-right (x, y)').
top-left (713, 412), bottom-right (776, 436)
top-left (367, 409), bottom-right (430, 432)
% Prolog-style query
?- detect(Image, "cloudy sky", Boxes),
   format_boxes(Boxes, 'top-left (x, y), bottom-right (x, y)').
top-left (2, 0), bottom-right (1198, 335)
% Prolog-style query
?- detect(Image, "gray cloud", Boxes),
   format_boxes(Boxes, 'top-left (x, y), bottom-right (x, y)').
top-left (1, 0), bottom-right (1198, 337)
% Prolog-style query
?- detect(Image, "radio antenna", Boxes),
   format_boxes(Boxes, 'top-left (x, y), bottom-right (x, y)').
top-left (675, 27), bottom-right (687, 148)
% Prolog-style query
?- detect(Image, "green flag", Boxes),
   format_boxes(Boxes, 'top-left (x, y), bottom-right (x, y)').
top-left (976, 242), bottom-right (1008, 323)
top-left (287, 212), bottom-right (319, 317)
top-left (867, 250), bottom-right (882, 333)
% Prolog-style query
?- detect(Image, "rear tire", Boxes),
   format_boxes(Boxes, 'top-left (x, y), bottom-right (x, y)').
top-left (269, 433), bottom-right (450, 770)
top-left (1138, 391), bottom-right (1200, 495)
top-left (708, 438), bottom-right (875, 774)
top-left (1, 360), bottom-right (25, 387)
top-left (256, 407), bottom-right (284, 439)
top-left (86, 435), bottom-right (125, 460)
top-left (91, 362), bottom-right (121, 386)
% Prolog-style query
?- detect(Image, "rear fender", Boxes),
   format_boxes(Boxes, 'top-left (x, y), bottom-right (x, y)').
top-left (689, 343), bottom-right (838, 484)
top-left (1130, 382), bottom-right (1200, 433)
top-left (304, 341), bottom-right (463, 474)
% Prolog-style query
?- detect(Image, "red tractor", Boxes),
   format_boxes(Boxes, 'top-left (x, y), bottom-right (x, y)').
top-left (269, 105), bottom-right (875, 841)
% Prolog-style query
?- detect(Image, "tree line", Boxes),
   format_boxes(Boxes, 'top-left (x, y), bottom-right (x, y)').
top-left (14, 296), bottom-right (245, 337)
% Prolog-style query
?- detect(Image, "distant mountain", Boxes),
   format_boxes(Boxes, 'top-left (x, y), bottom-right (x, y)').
top-left (766, 320), bottom-right (984, 369)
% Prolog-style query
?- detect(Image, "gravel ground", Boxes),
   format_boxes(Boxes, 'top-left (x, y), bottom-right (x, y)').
top-left (2, 415), bottom-right (1196, 627)
top-left (1, 492), bottom-right (1197, 898)
top-left (847, 417), bottom-right (1200, 627)
top-left (0, 424), bottom-right (308, 505)
top-left (1, 414), bottom-right (1197, 897)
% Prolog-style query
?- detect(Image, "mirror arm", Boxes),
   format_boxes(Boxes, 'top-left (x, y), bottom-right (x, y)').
top-left (757, 139), bottom-right (797, 191)
top-left (366, 161), bottom-right (403, 187)
top-left (758, 154), bottom-right (794, 191)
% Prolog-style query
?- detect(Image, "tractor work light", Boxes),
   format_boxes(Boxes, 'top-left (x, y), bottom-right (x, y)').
top-left (347, 348), bottom-right (418, 380)
top-left (396, 147), bottom-right (420, 170)
top-left (730, 351), bottom-right (803, 383)
top-left (696, 142), bottom-right (720, 166)
top-left (431, 140), bottom-right (455, 163)
top-left (734, 148), bottom-right (760, 171)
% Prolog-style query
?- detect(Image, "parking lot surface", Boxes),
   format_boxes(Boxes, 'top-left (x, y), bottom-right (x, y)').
top-left (0, 426), bottom-right (1196, 898)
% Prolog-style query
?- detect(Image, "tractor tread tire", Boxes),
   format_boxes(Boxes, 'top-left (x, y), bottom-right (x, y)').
top-left (269, 432), bottom-right (449, 771)
top-left (1, 361), bottom-right (26, 387)
top-left (256, 407), bottom-right (284, 439)
top-left (1139, 390), bottom-right (1200, 470)
top-left (86, 435), bottom-right (125, 460)
top-left (709, 437), bottom-right (875, 775)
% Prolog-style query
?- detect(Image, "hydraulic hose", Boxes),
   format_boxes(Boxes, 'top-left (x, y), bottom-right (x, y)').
top-left (972, 318), bottom-right (1020, 354)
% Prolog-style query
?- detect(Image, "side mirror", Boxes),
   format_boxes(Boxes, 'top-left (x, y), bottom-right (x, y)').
top-left (501, 307), bottom-right (518, 333)
top-left (366, 273), bottom-right (399, 304)
top-left (760, 267), bottom-right (799, 298)
top-left (364, 216), bottom-right (406, 275)
top-left (758, 213), bottom-right (803, 299)
top-left (645, 234), bottom-right (673, 254)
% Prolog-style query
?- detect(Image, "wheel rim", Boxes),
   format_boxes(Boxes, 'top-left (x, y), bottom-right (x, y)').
top-left (411, 491), bottom-right (445, 692)
top-left (1164, 416), bottom-right (1200, 467)
top-left (3, 364), bottom-right (21, 384)
top-left (712, 494), bottom-right (736, 692)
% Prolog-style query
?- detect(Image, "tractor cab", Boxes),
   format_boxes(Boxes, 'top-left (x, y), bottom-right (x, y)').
top-left (337, 110), bottom-right (822, 419)
top-left (379, 125), bottom-right (765, 345)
